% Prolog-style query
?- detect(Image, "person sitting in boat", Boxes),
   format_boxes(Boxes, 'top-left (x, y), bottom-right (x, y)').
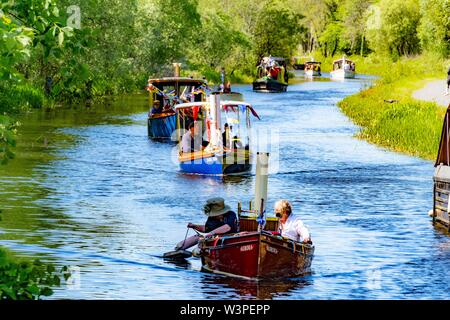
top-left (174, 197), bottom-right (238, 251)
top-left (274, 200), bottom-right (311, 244)
top-left (151, 100), bottom-right (162, 114)
top-left (222, 123), bottom-right (231, 148)
top-left (229, 125), bottom-right (243, 149)
top-left (181, 122), bottom-right (205, 153)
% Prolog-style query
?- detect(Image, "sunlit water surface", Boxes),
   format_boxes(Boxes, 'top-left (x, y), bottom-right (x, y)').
top-left (1, 74), bottom-right (449, 299)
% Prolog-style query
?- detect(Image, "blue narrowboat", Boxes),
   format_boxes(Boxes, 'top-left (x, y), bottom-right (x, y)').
top-left (175, 93), bottom-right (260, 175)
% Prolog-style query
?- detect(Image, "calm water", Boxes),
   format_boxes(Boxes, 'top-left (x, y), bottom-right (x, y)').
top-left (1, 74), bottom-right (449, 299)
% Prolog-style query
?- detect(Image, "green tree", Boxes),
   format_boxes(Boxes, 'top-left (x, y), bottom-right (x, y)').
top-left (367, 0), bottom-right (421, 58)
top-left (252, 4), bottom-right (305, 60)
top-left (418, 0), bottom-right (450, 58)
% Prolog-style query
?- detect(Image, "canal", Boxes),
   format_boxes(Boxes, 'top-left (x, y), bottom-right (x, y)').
top-left (0, 74), bottom-right (449, 299)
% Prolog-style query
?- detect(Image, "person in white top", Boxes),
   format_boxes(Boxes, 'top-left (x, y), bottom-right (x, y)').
top-left (181, 122), bottom-right (205, 153)
top-left (274, 200), bottom-right (311, 243)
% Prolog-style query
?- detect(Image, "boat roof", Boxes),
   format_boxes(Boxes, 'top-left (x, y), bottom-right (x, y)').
top-left (148, 77), bottom-right (206, 84)
top-left (333, 58), bottom-right (354, 63)
top-left (263, 56), bottom-right (286, 61)
top-left (305, 61), bottom-right (321, 64)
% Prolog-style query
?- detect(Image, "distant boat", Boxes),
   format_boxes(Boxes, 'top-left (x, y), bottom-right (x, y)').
top-left (330, 56), bottom-right (355, 79)
top-left (432, 103), bottom-right (450, 231)
top-left (253, 56), bottom-right (288, 93)
top-left (304, 61), bottom-right (322, 77)
top-left (175, 92), bottom-right (260, 175)
top-left (146, 63), bottom-right (208, 138)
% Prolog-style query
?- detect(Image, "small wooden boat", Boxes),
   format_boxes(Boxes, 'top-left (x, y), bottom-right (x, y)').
top-left (304, 61), bottom-right (322, 77)
top-left (198, 153), bottom-right (314, 279)
top-left (253, 57), bottom-right (288, 93)
top-left (175, 93), bottom-right (260, 175)
top-left (146, 63), bottom-right (208, 138)
top-left (432, 104), bottom-right (450, 231)
top-left (330, 56), bottom-right (355, 79)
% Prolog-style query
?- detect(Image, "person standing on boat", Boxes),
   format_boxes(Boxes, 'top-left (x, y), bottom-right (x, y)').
top-left (174, 197), bottom-right (238, 251)
top-left (274, 200), bottom-right (311, 244)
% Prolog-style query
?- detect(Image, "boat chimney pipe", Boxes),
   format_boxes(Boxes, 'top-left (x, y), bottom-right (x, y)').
top-left (254, 152), bottom-right (269, 218)
top-left (173, 63), bottom-right (181, 77)
top-left (208, 94), bottom-right (222, 149)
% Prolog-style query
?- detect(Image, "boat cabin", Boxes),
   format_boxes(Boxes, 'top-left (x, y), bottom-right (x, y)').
top-left (175, 93), bottom-right (259, 175)
top-left (332, 58), bottom-right (355, 72)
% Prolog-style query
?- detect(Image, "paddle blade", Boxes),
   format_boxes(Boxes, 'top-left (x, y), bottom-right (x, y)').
top-left (163, 250), bottom-right (192, 260)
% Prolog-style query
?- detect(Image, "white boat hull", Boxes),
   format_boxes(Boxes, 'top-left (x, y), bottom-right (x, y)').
top-left (330, 69), bottom-right (355, 79)
top-left (305, 70), bottom-right (321, 77)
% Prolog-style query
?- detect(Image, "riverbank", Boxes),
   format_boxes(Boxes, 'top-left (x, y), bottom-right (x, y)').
top-left (337, 54), bottom-right (449, 160)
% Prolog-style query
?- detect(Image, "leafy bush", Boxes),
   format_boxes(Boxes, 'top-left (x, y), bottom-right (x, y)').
top-left (0, 248), bottom-right (70, 300)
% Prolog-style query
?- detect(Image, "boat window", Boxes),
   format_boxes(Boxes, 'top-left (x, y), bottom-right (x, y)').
top-left (221, 105), bottom-right (250, 150)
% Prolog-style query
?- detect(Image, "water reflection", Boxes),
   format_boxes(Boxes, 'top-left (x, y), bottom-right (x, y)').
top-left (200, 274), bottom-right (312, 300)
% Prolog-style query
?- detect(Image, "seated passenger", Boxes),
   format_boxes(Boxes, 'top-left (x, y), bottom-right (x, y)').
top-left (274, 200), bottom-right (311, 244)
top-left (151, 100), bottom-right (162, 114)
top-left (181, 122), bottom-right (204, 153)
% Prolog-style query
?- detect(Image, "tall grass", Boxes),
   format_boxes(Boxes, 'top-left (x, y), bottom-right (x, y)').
top-left (337, 53), bottom-right (449, 160)
top-left (0, 83), bottom-right (45, 114)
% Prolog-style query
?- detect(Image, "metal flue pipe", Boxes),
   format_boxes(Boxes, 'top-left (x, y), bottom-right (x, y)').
top-left (255, 152), bottom-right (269, 230)
top-left (173, 63), bottom-right (181, 77)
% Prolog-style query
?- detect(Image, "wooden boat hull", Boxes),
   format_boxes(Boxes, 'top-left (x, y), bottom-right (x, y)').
top-left (330, 69), bottom-right (355, 79)
top-left (147, 112), bottom-right (176, 138)
top-left (252, 80), bottom-right (287, 93)
top-left (179, 150), bottom-right (252, 175)
top-left (199, 231), bottom-right (314, 279)
top-left (433, 165), bottom-right (450, 230)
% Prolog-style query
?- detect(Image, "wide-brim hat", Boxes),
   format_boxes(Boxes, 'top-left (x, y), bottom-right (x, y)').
top-left (203, 197), bottom-right (231, 217)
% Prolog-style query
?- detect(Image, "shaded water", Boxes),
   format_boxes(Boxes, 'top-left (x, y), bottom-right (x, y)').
top-left (0, 75), bottom-right (449, 299)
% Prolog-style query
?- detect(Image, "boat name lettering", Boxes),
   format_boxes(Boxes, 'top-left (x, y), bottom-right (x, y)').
top-left (240, 244), bottom-right (254, 252)
top-left (266, 246), bottom-right (278, 254)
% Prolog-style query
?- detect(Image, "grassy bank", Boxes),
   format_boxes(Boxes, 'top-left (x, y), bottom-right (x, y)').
top-left (336, 53), bottom-right (449, 160)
